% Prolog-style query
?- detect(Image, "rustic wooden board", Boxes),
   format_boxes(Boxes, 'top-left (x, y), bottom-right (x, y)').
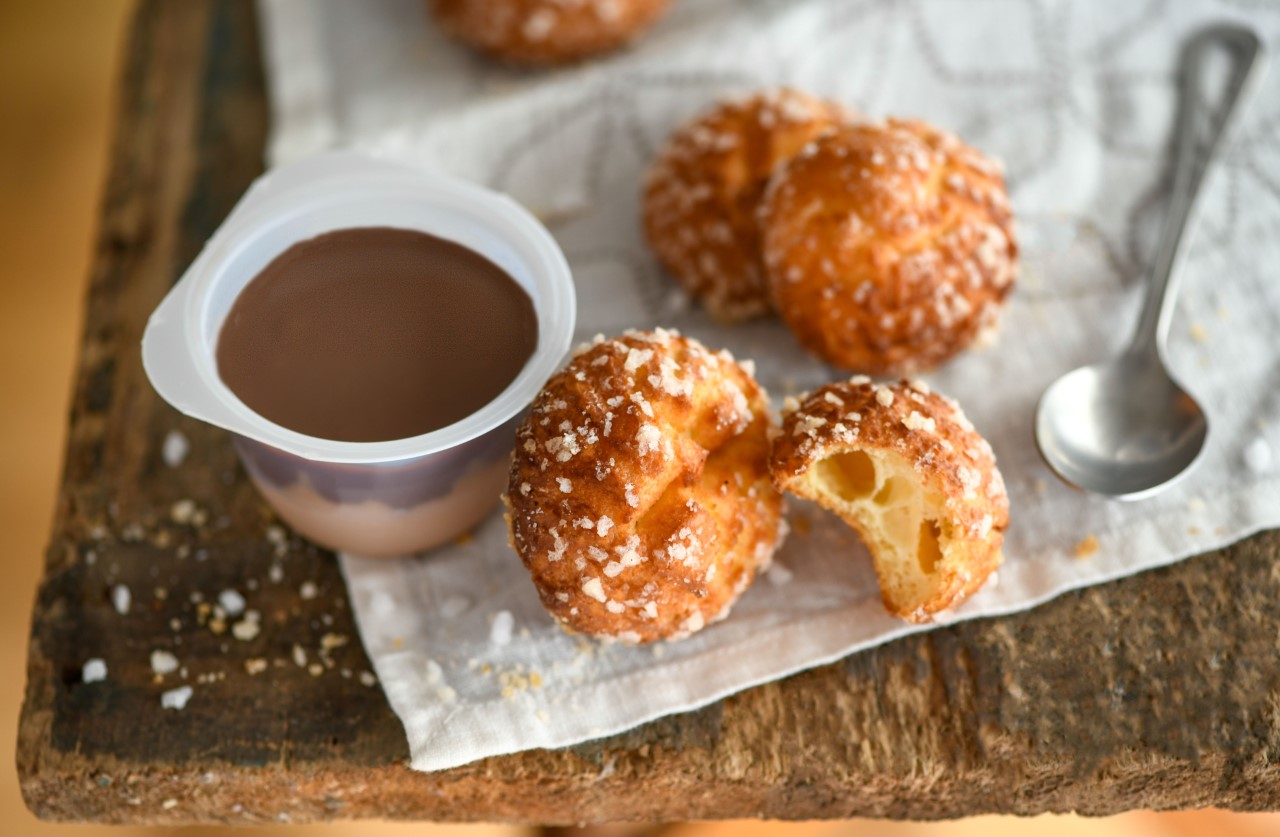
top-left (18, 0), bottom-right (1280, 824)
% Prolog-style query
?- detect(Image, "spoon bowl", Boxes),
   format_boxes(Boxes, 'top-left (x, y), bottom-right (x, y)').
top-left (1035, 351), bottom-right (1208, 500)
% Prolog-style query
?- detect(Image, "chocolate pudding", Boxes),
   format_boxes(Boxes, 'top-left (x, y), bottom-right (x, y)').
top-left (216, 227), bottom-right (538, 443)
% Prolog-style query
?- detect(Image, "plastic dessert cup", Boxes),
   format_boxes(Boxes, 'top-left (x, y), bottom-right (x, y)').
top-left (142, 152), bottom-right (576, 557)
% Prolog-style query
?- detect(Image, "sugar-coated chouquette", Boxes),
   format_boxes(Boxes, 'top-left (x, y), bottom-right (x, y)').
top-left (429, 0), bottom-right (671, 66)
top-left (769, 378), bottom-right (1008, 622)
top-left (643, 89), bottom-right (851, 322)
top-left (505, 329), bottom-right (785, 644)
top-left (761, 119), bottom-right (1018, 375)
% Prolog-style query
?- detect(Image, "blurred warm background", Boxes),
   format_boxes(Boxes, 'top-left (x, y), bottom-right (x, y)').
top-left (1, 1), bottom-right (1277, 835)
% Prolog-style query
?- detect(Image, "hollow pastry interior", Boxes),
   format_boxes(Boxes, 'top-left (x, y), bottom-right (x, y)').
top-left (803, 446), bottom-right (968, 617)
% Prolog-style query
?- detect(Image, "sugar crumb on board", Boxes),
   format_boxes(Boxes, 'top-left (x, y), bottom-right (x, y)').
top-left (150, 650), bottom-right (179, 675)
top-left (218, 589), bottom-right (246, 615)
top-left (162, 429), bottom-right (189, 467)
top-left (82, 658), bottom-right (108, 683)
top-left (265, 524), bottom-right (288, 557)
top-left (112, 584), bottom-right (131, 615)
top-left (169, 499), bottom-right (197, 525)
top-left (231, 611), bottom-right (261, 641)
top-left (161, 685), bottom-right (193, 710)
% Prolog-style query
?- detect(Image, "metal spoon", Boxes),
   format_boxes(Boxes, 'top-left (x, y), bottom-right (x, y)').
top-left (1035, 23), bottom-right (1268, 500)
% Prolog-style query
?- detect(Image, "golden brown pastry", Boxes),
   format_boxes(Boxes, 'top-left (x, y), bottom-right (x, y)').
top-left (429, 0), bottom-right (671, 66)
top-left (505, 329), bottom-right (785, 643)
top-left (643, 89), bottom-right (850, 322)
top-left (770, 378), bottom-right (1007, 622)
top-left (760, 119), bottom-right (1018, 374)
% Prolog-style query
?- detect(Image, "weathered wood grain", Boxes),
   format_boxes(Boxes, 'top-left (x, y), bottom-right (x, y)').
top-left (18, 0), bottom-right (1280, 824)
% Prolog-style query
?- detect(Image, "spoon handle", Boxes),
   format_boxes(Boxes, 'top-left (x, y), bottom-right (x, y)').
top-left (1128, 24), bottom-right (1268, 358)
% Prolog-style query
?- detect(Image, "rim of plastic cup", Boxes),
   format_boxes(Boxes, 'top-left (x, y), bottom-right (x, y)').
top-left (143, 152), bottom-right (575, 465)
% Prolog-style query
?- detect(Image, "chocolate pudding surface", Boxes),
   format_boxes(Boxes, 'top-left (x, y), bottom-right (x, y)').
top-left (217, 227), bottom-right (538, 443)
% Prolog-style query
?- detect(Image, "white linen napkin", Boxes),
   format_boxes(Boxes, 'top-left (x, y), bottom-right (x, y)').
top-left (257, 0), bottom-right (1280, 771)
